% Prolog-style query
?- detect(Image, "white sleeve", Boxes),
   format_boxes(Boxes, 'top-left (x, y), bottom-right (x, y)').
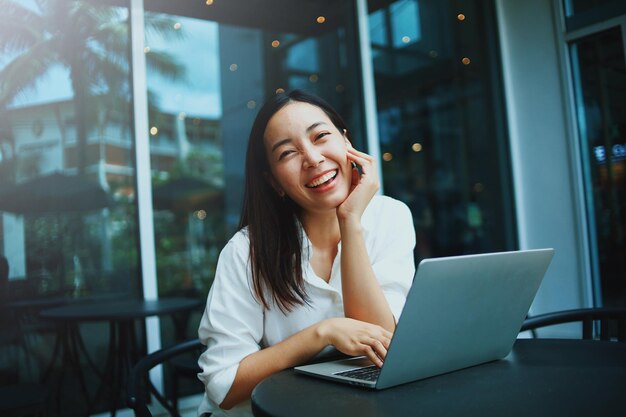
top-left (197, 234), bottom-right (264, 407)
top-left (370, 198), bottom-right (416, 321)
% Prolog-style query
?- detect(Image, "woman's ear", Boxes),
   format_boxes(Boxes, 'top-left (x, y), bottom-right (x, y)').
top-left (263, 172), bottom-right (285, 197)
top-left (343, 129), bottom-right (351, 147)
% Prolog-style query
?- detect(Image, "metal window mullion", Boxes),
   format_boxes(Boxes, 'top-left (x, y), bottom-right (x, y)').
top-left (130, 0), bottom-right (164, 395)
top-left (622, 23), bottom-right (626, 68)
top-left (356, 0), bottom-right (383, 194)
top-left (552, 0), bottom-right (600, 309)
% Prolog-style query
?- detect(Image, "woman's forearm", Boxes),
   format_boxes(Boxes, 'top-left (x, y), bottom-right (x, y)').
top-left (219, 321), bottom-right (328, 409)
top-left (220, 315), bottom-right (392, 409)
top-left (339, 217), bottom-right (395, 332)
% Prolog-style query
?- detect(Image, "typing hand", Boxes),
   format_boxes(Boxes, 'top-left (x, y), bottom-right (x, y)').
top-left (319, 317), bottom-right (392, 367)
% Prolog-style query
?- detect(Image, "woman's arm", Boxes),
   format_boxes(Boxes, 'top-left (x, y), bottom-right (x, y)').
top-left (337, 146), bottom-right (396, 332)
top-left (339, 218), bottom-right (396, 331)
top-left (220, 317), bottom-right (392, 409)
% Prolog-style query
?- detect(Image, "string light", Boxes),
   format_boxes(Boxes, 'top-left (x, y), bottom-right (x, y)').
top-left (229, 63), bottom-right (238, 71)
top-left (271, 40), bottom-right (280, 48)
top-left (316, 16), bottom-right (326, 24)
top-left (412, 143), bottom-right (422, 152)
top-left (382, 152), bottom-right (393, 162)
top-left (150, 127), bottom-right (158, 135)
top-left (457, 13), bottom-right (466, 21)
top-left (462, 57), bottom-right (471, 65)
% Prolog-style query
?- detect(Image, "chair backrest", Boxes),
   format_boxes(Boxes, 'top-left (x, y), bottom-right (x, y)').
top-left (521, 307), bottom-right (626, 341)
top-left (127, 338), bottom-right (204, 417)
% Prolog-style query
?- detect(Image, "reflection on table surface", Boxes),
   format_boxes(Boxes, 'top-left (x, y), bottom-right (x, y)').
top-left (251, 339), bottom-right (626, 417)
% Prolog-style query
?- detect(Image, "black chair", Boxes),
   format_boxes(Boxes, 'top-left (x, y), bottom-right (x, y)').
top-left (170, 351), bottom-right (203, 412)
top-left (521, 307), bottom-right (626, 341)
top-left (127, 338), bottom-right (205, 417)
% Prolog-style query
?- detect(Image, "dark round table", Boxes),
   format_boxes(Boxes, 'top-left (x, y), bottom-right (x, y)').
top-left (251, 339), bottom-right (626, 417)
top-left (40, 296), bottom-right (201, 322)
top-left (40, 297), bottom-right (203, 416)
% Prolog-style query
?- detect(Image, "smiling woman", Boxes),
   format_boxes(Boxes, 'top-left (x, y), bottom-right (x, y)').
top-left (196, 90), bottom-right (416, 416)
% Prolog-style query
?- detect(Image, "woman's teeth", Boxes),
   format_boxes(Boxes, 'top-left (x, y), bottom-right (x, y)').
top-left (306, 170), bottom-right (337, 188)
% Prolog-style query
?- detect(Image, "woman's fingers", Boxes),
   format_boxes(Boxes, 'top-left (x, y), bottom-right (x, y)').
top-left (363, 344), bottom-right (384, 368)
top-left (370, 339), bottom-right (387, 362)
top-left (345, 325), bottom-right (391, 367)
top-left (346, 144), bottom-right (374, 161)
top-left (359, 338), bottom-right (388, 368)
top-left (345, 146), bottom-right (379, 188)
top-left (346, 151), bottom-right (374, 172)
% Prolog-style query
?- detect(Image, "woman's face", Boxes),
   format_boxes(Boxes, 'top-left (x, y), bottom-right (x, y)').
top-left (263, 101), bottom-right (352, 215)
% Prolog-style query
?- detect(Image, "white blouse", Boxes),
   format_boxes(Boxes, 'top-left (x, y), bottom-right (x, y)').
top-left (197, 195), bottom-right (416, 417)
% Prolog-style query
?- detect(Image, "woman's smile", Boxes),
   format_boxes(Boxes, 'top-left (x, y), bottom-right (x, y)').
top-left (305, 169), bottom-right (338, 189)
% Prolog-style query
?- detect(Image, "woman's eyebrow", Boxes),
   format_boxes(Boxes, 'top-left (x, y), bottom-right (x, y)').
top-left (306, 121), bottom-right (328, 133)
top-left (271, 138), bottom-right (292, 153)
top-left (271, 122), bottom-right (330, 153)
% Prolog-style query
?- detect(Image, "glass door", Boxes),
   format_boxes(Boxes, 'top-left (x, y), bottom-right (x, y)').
top-left (569, 24), bottom-right (626, 307)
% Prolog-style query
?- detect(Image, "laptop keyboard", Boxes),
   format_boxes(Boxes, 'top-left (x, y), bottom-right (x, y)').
top-left (335, 365), bottom-right (380, 382)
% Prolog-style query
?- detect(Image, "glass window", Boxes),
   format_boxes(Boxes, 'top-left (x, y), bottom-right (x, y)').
top-left (570, 27), bottom-right (626, 307)
top-left (563, 0), bottom-right (626, 30)
top-left (368, 0), bottom-right (517, 261)
top-left (0, 2), bottom-right (137, 296)
top-left (0, 0), bottom-right (138, 413)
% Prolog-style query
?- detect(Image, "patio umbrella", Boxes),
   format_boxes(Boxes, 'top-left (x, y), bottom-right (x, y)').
top-left (0, 172), bottom-right (111, 294)
top-left (0, 172), bottom-right (110, 215)
top-left (152, 176), bottom-right (222, 212)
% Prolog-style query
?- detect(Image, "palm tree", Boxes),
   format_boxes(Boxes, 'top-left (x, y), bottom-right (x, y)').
top-left (0, 0), bottom-right (184, 175)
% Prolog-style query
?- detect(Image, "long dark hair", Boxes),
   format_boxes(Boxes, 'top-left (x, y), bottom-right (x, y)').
top-left (239, 90), bottom-right (350, 312)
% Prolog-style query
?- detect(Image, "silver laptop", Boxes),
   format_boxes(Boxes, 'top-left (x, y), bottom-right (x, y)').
top-left (295, 248), bottom-right (554, 389)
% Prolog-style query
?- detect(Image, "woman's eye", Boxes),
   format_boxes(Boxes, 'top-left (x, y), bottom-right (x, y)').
top-left (315, 132), bottom-right (330, 141)
top-left (278, 150), bottom-right (294, 160)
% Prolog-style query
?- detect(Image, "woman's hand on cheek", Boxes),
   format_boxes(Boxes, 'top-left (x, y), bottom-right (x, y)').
top-left (336, 145), bottom-right (380, 223)
top-left (318, 318), bottom-right (392, 368)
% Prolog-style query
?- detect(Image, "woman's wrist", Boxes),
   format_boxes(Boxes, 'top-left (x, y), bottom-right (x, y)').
top-left (337, 215), bottom-right (363, 234)
top-left (315, 318), bottom-right (336, 346)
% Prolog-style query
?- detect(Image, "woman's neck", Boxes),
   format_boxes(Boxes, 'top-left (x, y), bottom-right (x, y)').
top-left (300, 210), bottom-right (341, 249)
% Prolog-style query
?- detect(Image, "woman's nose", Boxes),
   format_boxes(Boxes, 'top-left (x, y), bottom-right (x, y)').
top-left (302, 147), bottom-right (325, 168)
